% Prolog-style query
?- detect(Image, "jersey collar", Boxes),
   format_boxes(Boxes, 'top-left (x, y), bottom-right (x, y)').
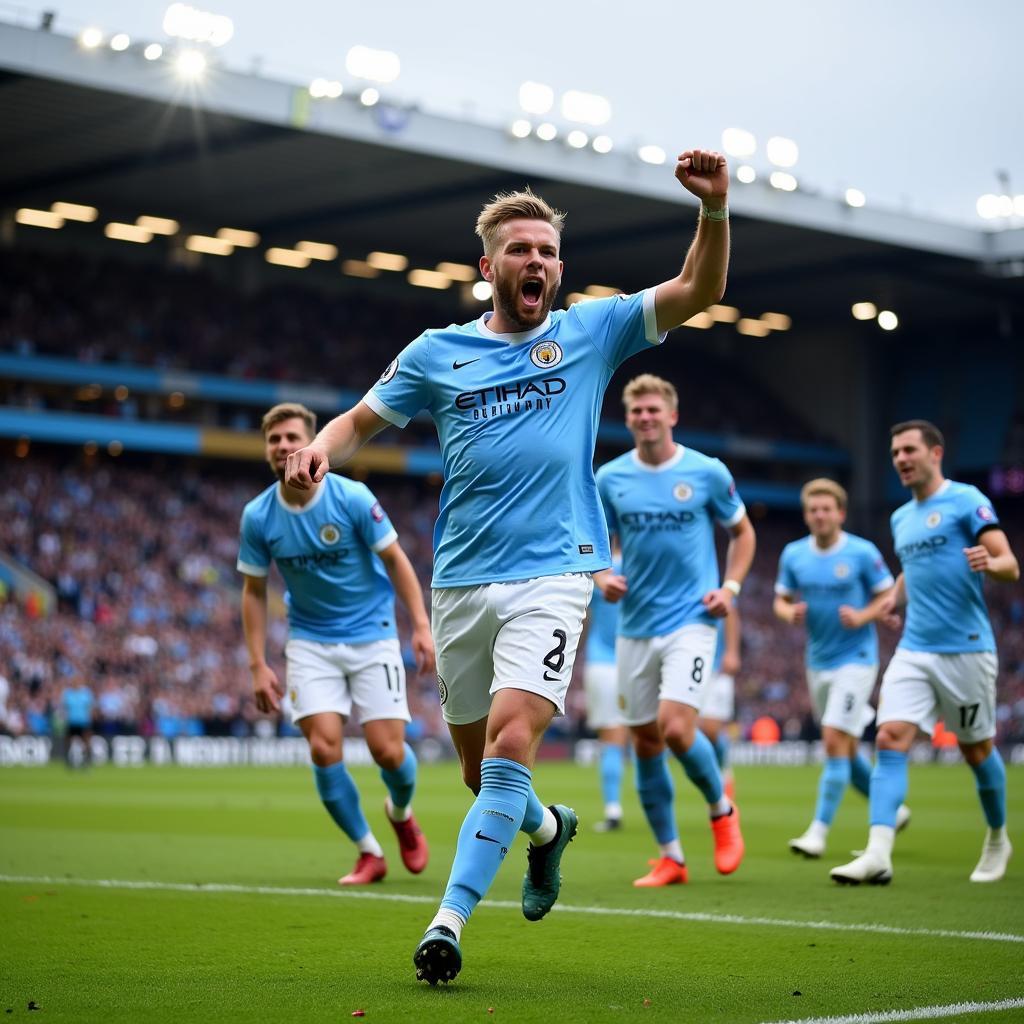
top-left (915, 478), bottom-right (951, 504)
top-left (477, 311), bottom-right (552, 345)
top-left (630, 443), bottom-right (686, 473)
top-left (808, 531), bottom-right (848, 556)
top-left (275, 479), bottom-right (326, 515)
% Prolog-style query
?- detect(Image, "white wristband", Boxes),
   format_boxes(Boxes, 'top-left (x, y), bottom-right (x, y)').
top-left (701, 204), bottom-right (729, 221)
top-left (722, 579), bottom-right (742, 597)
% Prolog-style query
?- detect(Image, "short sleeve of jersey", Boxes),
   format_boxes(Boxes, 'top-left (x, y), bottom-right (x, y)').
top-left (596, 467), bottom-right (619, 535)
top-left (237, 506), bottom-right (271, 578)
top-left (349, 483), bottom-right (399, 553)
top-left (775, 546), bottom-right (798, 596)
top-left (708, 459), bottom-right (746, 528)
top-left (861, 541), bottom-right (895, 594)
top-left (363, 333), bottom-right (431, 428)
top-left (960, 485), bottom-right (1000, 538)
top-left (569, 289), bottom-right (665, 369)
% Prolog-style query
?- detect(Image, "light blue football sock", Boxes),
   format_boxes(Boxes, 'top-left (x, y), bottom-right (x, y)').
top-left (850, 751), bottom-right (873, 797)
top-left (712, 731), bottom-right (730, 771)
top-left (869, 749), bottom-right (908, 828)
top-left (313, 761), bottom-right (370, 843)
top-left (814, 756), bottom-right (852, 826)
top-left (439, 757), bottom-right (531, 921)
top-left (971, 749), bottom-right (1007, 829)
top-left (520, 787), bottom-right (545, 835)
top-left (379, 742), bottom-right (417, 810)
top-left (636, 752), bottom-right (677, 845)
top-left (600, 742), bottom-right (625, 808)
top-left (674, 729), bottom-right (724, 805)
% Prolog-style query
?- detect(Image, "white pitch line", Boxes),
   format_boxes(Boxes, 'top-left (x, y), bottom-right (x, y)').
top-left (1, 874), bottom-right (1022, 946)
top-left (759, 995), bottom-right (1024, 1024)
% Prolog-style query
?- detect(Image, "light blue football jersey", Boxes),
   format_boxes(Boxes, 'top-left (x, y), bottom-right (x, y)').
top-left (775, 532), bottom-right (894, 670)
top-left (892, 480), bottom-right (999, 653)
top-left (364, 291), bottom-right (663, 587)
top-left (585, 557), bottom-right (621, 666)
top-left (596, 444), bottom-right (746, 638)
top-left (237, 474), bottom-right (399, 644)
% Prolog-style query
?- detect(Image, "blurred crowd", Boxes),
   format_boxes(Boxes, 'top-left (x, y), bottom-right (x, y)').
top-left (3, 456), bottom-right (1023, 749)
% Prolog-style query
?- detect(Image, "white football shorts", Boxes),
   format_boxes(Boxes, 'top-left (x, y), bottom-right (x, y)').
top-left (616, 622), bottom-right (718, 726)
top-left (877, 648), bottom-right (997, 743)
top-left (284, 637), bottom-right (410, 725)
top-left (701, 672), bottom-right (735, 723)
top-left (806, 663), bottom-right (878, 737)
top-left (431, 573), bottom-right (593, 725)
top-left (583, 662), bottom-right (622, 730)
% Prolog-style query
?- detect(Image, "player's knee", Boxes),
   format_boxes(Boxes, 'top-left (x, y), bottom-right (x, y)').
top-left (875, 723), bottom-right (912, 752)
top-left (959, 738), bottom-right (992, 766)
top-left (369, 739), bottom-right (404, 771)
top-left (632, 731), bottom-right (664, 760)
top-left (661, 717), bottom-right (696, 753)
top-left (307, 735), bottom-right (342, 766)
top-left (486, 720), bottom-right (534, 764)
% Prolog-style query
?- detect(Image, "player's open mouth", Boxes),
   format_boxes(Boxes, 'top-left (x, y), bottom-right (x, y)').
top-left (521, 278), bottom-right (543, 307)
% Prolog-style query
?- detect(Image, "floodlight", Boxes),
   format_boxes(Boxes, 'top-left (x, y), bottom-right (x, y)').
top-left (16, 209), bottom-right (64, 229)
top-left (510, 119), bottom-right (532, 139)
top-left (144, 43), bottom-right (163, 60)
top-left (471, 281), bottom-right (492, 301)
top-left (737, 318), bottom-right (770, 337)
top-left (721, 128), bottom-right (756, 158)
top-left (346, 45), bottom-right (400, 83)
top-left (137, 215), bottom-right (179, 235)
top-left (408, 269), bottom-right (451, 290)
top-left (436, 262), bottom-right (477, 282)
top-left (760, 312), bottom-right (792, 331)
top-left (360, 88), bottom-right (379, 106)
top-left (105, 223), bottom-right (153, 243)
top-left (851, 302), bottom-right (877, 320)
top-left (638, 145), bottom-right (666, 165)
top-left (592, 135), bottom-right (613, 154)
top-left (567, 130), bottom-right (588, 149)
top-left (296, 241), bottom-right (338, 261)
top-left (186, 235), bottom-right (233, 256)
top-left (174, 49), bottom-right (207, 81)
top-left (736, 165), bottom-right (756, 184)
top-left (519, 81), bottom-right (553, 115)
top-left (769, 171), bottom-right (797, 192)
top-left (845, 188), bottom-right (866, 208)
top-left (163, 4), bottom-right (233, 47)
top-left (52, 202), bottom-right (98, 222)
top-left (79, 27), bottom-right (103, 48)
top-left (217, 228), bottom-right (260, 247)
top-left (110, 33), bottom-right (130, 51)
top-left (535, 122), bottom-right (557, 142)
top-left (367, 252), bottom-right (407, 272)
top-left (560, 90), bottom-right (611, 126)
top-left (877, 310), bottom-right (898, 331)
top-left (265, 248), bottom-right (311, 268)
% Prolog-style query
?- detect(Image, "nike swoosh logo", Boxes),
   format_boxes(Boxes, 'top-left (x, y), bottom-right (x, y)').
top-left (453, 358), bottom-right (480, 370)
top-left (475, 830), bottom-right (500, 843)
top-left (543, 671), bottom-right (560, 682)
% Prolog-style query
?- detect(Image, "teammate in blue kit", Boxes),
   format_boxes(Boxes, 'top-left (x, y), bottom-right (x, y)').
top-left (596, 374), bottom-right (755, 887)
top-left (238, 403), bottom-right (434, 887)
top-left (773, 478), bottom-right (905, 859)
top-left (284, 148), bottom-right (732, 983)
top-left (583, 549), bottom-right (630, 832)
top-left (832, 421), bottom-right (1019, 885)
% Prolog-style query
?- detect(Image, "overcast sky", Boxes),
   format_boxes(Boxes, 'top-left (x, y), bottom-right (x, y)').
top-left (22, 0), bottom-right (1024, 226)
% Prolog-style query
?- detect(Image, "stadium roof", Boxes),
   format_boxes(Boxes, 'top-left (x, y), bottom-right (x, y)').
top-left (2, 19), bottom-right (1023, 337)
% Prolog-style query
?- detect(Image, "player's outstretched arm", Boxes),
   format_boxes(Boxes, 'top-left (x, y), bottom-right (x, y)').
top-left (285, 401), bottom-right (389, 490)
top-left (593, 567), bottom-right (628, 604)
top-left (241, 574), bottom-right (284, 713)
top-left (838, 587), bottom-right (895, 630)
top-left (377, 541), bottom-right (436, 675)
top-left (773, 594), bottom-right (807, 626)
top-left (654, 148), bottom-right (730, 334)
top-left (964, 529), bottom-right (1020, 582)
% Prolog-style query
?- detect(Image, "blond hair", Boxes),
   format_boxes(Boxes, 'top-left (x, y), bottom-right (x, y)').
top-left (621, 374), bottom-right (679, 412)
top-left (800, 478), bottom-right (848, 511)
top-left (475, 187), bottom-right (565, 257)
top-left (261, 403), bottom-right (316, 439)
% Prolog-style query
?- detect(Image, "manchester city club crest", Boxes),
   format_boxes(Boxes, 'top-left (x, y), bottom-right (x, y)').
top-left (529, 340), bottom-right (563, 368)
top-left (673, 482), bottom-right (694, 502)
top-left (379, 358), bottom-right (399, 384)
top-left (834, 562), bottom-right (850, 579)
top-left (319, 523), bottom-right (341, 546)
top-left (437, 675), bottom-right (448, 705)
top-left (926, 511), bottom-right (942, 528)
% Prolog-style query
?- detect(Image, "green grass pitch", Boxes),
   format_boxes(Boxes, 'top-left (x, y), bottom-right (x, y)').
top-left (1, 761), bottom-right (1022, 1022)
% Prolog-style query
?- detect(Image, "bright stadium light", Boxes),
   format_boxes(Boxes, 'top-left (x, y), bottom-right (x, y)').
top-left (174, 49), bottom-right (207, 80)
top-left (708, 304), bottom-right (740, 323)
top-left (845, 187), bottom-right (866, 208)
top-left (144, 43), bottom-right (163, 60)
top-left (684, 312), bottom-right (714, 329)
top-left (110, 33), bottom-right (130, 51)
top-left (408, 269), bottom-right (451, 290)
top-left (878, 310), bottom-right (899, 331)
top-left (185, 234), bottom-right (233, 255)
top-left (296, 241), bottom-right (338, 261)
top-left (736, 165), bottom-right (756, 184)
top-left (163, 4), bottom-right (234, 47)
top-left (324, 81), bottom-right (342, 98)
top-left (592, 135), bottom-right (613, 154)
top-left (851, 301), bottom-right (877, 320)
top-left (769, 171), bottom-right (797, 192)
top-left (342, 260), bottom-right (380, 279)
top-left (996, 194), bottom-right (1014, 217)
top-left (560, 90), bottom-right (611, 126)
top-left (471, 281), bottom-right (492, 301)
top-left (346, 45), bottom-right (400, 83)
top-left (360, 87), bottom-right (380, 107)
top-left (309, 78), bottom-right (329, 98)
top-left (510, 119), bottom-right (532, 139)
top-left (566, 129), bottom-right (589, 149)
top-left (52, 202), bottom-right (98, 222)
top-left (760, 312), bottom-right (792, 331)
top-left (436, 262), bottom-right (477, 282)
top-left (16, 208), bottom-right (64, 229)
top-left (136, 215), bottom-right (179, 235)
top-left (265, 248), bottom-right (311, 268)
top-left (737, 318), bottom-right (771, 337)
top-left (766, 135), bottom-right (799, 168)
top-left (518, 81), bottom-right (554, 115)
top-left (79, 27), bottom-right (103, 48)
top-left (217, 227), bottom-right (260, 247)
top-left (638, 145), bottom-right (666, 165)
top-left (721, 128), bottom-right (756, 158)
top-left (105, 222), bottom-right (153, 244)
top-left (535, 122), bottom-right (557, 142)
top-left (366, 251), bottom-right (408, 272)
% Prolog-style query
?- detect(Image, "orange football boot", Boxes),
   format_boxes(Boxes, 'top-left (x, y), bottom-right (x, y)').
top-left (710, 804), bottom-right (744, 875)
top-left (338, 852), bottom-right (387, 886)
top-left (388, 806), bottom-right (429, 874)
top-left (633, 856), bottom-right (689, 887)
